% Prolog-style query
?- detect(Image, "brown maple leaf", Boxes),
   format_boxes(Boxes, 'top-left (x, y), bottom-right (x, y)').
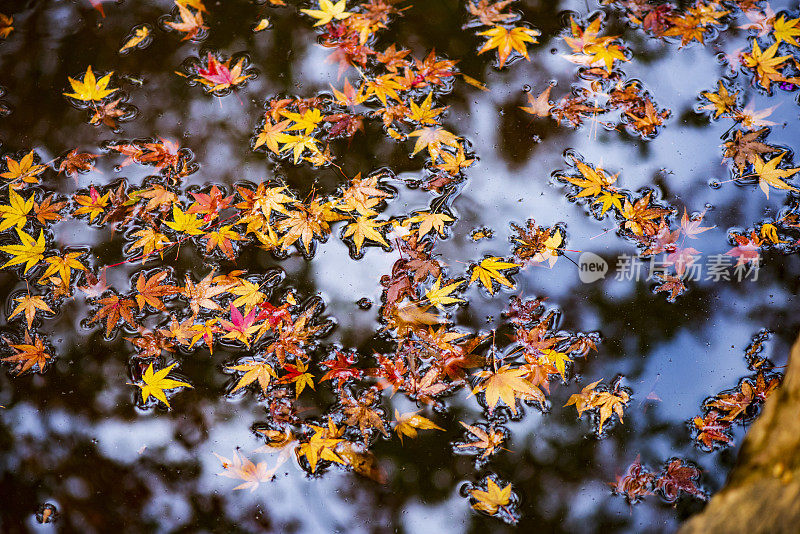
top-left (520, 85), bottom-right (554, 118)
top-left (722, 128), bottom-right (776, 175)
top-left (89, 98), bottom-right (127, 128)
top-left (89, 294), bottom-right (137, 337)
top-left (57, 149), bottom-right (99, 178)
top-left (467, 0), bottom-right (517, 26)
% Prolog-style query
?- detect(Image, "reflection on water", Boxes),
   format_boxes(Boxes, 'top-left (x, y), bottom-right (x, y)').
top-left (1, 0), bottom-right (800, 532)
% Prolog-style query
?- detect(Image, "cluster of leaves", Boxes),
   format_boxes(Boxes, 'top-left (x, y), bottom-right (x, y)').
top-left (464, 0), bottom-right (541, 69)
top-left (247, 2), bottom-right (488, 199)
top-left (518, 14), bottom-right (670, 140)
top-left (5, 0), bottom-right (799, 525)
top-left (376, 242), bottom-right (612, 522)
top-left (602, 0), bottom-right (732, 47)
top-left (738, 12), bottom-right (800, 92)
top-left (700, 80), bottom-right (800, 199)
top-left (555, 153), bottom-right (720, 300)
top-left (610, 456), bottom-right (706, 504)
top-left (0, 0), bottom-right (642, 524)
top-left (610, 330), bottom-right (781, 506)
top-left (691, 8), bottom-right (800, 270)
top-left (691, 330), bottom-right (782, 451)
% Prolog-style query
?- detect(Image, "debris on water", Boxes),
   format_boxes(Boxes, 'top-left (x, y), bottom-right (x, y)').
top-left (36, 503), bottom-right (58, 524)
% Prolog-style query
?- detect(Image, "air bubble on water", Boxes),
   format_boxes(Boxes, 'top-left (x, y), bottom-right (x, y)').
top-left (357, 298), bottom-right (372, 310)
top-left (708, 180), bottom-right (721, 189)
top-left (522, 84), bottom-right (531, 92)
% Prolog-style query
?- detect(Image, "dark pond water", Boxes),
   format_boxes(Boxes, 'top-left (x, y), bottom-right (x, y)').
top-left (1, 0), bottom-right (800, 532)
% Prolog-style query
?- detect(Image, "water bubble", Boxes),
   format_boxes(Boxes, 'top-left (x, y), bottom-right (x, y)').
top-left (708, 180), bottom-right (721, 189)
top-left (357, 298), bottom-right (372, 310)
top-left (522, 84), bottom-right (531, 92)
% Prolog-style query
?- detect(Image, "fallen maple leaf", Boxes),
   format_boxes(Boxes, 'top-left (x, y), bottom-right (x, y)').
top-left (478, 25), bottom-right (540, 68)
top-left (520, 85), bottom-right (553, 117)
top-left (469, 478), bottom-right (513, 515)
top-left (393, 409), bottom-right (444, 443)
top-left (469, 257), bottom-right (521, 294)
top-left (64, 66), bottom-right (118, 102)
top-left (472, 364), bottom-right (538, 414)
top-left (130, 362), bottom-right (192, 408)
top-left (300, 0), bottom-right (352, 27)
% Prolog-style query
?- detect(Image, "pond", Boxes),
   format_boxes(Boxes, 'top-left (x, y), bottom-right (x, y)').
top-left (1, 0), bottom-right (799, 532)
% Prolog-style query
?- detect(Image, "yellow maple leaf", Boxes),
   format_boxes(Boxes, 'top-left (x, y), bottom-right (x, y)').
top-left (583, 40), bottom-right (627, 71)
top-left (753, 152), bottom-right (800, 198)
top-left (130, 362), bottom-right (192, 408)
top-left (1, 150), bottom-right (46, 187)
top-left (0, 188), bottom-right (34, 231)
top-left (470, 479), bottom-right (513, 515)
top-left (564, 159), bottom-right (618, 198)
top-left (129, 227), bottom-right (172, 260)
top-left (773, 15), bottom-right (800, 46)
top-left (478, 25), bottom-right (540, 68)
top-left (281, 108), bottom-right (324, 135)
top-left (393, 409), bottom-right (444, 444)
top-left (406, 93), bottom-right (447, 124)
top-left (407, 127), bottom-right (460, 161)
top-left (471, 364), bottom-right (537, 414)
top-left (37, 252), bottom-right (86, 288)
top-left (540, 348), bottom-right (571, 380)
top-left (425, 276), bottom-right (464, 309)
top-left (119, 25), bottom-right (151, 53)
top-left (64, 66), bottom-right (118, 102)
top-left (469, 257), bottom-right (521, 294)
top-left (228, 360), bottom-right (276, 394)
top-left (0, 228), bottom-right (46, 273)
top-left (296, 420), bottom-right (345, 472)
top-left (403, 211), bottom-right (454, 239)
top-left (742, 39), bottom-right (790, 90)
top-left (300, 0), bottom-right (352, 27)
top-left (164, 204), bottom-right (206, 235)
top-left (700, 81), bottom-right (739, 119)
top-left (73, 186), bottom-right (110, 222)
top-left (565, 378), bottom-right (629, 433)
top-left (342, 216), bottom-right (389, 254)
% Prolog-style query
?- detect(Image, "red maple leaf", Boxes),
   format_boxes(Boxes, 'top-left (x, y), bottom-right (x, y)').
top-left (187, 185), bottom-right (233, 222)
top-left (195, 53), bottom-right (245, 88)
top-left (725, 232), bottom-right (761, 266)
top-left (320, 350), bottom-right (362, 387)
